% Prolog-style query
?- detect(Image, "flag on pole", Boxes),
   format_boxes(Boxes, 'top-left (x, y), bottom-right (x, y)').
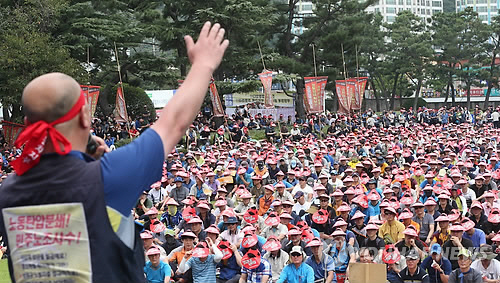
top-left (80, 85), bottom-right (100, 118)
top-left (1, 121), bottom-right (24, 146)
top-left (304, 76), bottom-right (328, 114)
top-left (209, 78), bottom-right (225, 116)
top-left (258, 70), bottom-right (274, 108)
top-left (336, 80), bottom-right (350, 113)
top-left (114, 84), bottom-right (129, 123)
top-left (352, 77), bottom-right (368, 110)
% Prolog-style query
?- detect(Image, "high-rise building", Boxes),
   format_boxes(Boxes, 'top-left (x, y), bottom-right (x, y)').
top-left (365, 0), bottom-right (443, 23)
top-left (456, 0), bottom-right (497, 24)
top-left (291, 1), bottom-right (315, 36)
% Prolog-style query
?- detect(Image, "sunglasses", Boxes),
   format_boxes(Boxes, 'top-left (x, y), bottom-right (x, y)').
top-left (291, 253), bottom-right (302, 257)
top-left (384, 212), bottom-right (395, 216)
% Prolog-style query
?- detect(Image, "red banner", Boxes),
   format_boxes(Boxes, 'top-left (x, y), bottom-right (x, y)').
top-left (114, 84), bottom-right (129, 123)
top-left (336, 80), bottom-right (350, 113)
top-left (209, 78), bottom-right (225, 117)
top-left (2, 121), bottom-right (24, 146)
top-left (353, 77), bottom-right (368, 110)
top-left (258, 70), bottom-right (274, 108)
top-left (304, 76), bottom-right (328, 114)
top-left (80, 85), bottom-right (100, 118)
top-left (347, 79), bottom-right (357, 111)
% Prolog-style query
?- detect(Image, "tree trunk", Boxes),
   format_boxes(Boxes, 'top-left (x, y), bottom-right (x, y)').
top-left (284, 0), bottom-right (297, 58)
top-left (444, 83), bottom-right (450, 103)
top-left (450, 83), bottom-right (456, 107)
top-left (450, 73), bottom-right (456, 106)
top-left (2, 106), bottom-right (10, 121)
top-left (398, 86), bottom-right (403, 110)
top-left (485, 83), bottom-right (493, 109)
top-left (485, 50), bottom-right (496, 108)
top-left (295, 78), bottom-right (306, 119)
top-left (390, 73), bottom-right (400, 110)
top-left (413, 79), bottom-right (422, 110)
top-left (332, 88), bottom-right (338, 113)
top-left (371, 79), bottom-right (380, 112)
top-left (466, 82), bottom-right (471, 110)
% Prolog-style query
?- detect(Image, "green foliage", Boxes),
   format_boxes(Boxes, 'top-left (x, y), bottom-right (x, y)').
top-left (115, 138), bottom-right (133, 148)
top-left (0, 4), bottom-right (87, 121)
top-left (109, 83), bottom-right (155, 121)
top-left (215, 81), bottom-right (261, 95)
top-left (2, 0), bottom-right (500, 118)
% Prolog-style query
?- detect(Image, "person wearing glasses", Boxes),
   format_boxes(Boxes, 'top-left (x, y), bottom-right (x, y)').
top-left (397, 249), bottom-right (430, 283)
top-left (378, 206), bottom-right (405, 244)
top-left (276, 246), bottom-right (314, 283)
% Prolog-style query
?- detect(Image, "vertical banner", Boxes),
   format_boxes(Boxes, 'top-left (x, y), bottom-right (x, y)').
top-left (2, 121), bottom-right (24, 146)
top-left (80, 85), bottom-right (100, 118)
top-left (258, 70), bottom-right (274, 108)
top-left (209, 78), bottom-right (225, 117)
top-left (114, 84), bottom-right (129, 123)
top-left (353, 77), bottom-right (368, 110)
top-left (304, 76), bottom-right (328, 114)
top-left (335, 80), bottom-right (350, 113)
top-left (346, 79), bottom-right (357, 111)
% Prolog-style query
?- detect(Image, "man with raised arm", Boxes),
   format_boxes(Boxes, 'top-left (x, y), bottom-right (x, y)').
top-left (0, 22), bottom-right (228, 283)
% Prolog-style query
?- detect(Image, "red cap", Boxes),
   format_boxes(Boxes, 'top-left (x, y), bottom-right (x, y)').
top-left (264, 213), bottom-right (280, 226)
top-left (242, 233), bottom-right (259, 248)
top-left (218, 240), bottom-right (234, 260)
top-left (241, 249), bottom-right (261, 269)
top-left (262, 238), bottom-right (282, 252)
top-left (312, 209), bottom-right (329, 224)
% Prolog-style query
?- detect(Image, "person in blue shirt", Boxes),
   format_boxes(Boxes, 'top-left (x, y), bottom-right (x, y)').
top-left (178, 238), bottom-right (223, 283)
top-left (277, 246), bottom-right (315, 283)
top-left (420, 244), bottom-right (452, 283)
top-left (217, 241), bottom-right (242, 283)
top-left (144, 247), bottom-right (172, 283)
top-left (0, 22), bottom-right (229, 282)
top-left (462, 222), bottom-right (486, 248)
top-left (305, 238), bottom-right (336, 283)
top-left (420, 174), bottom-right (437, 189)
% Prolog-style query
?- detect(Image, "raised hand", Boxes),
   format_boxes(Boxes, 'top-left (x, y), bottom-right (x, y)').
top-left (184, 22), bottom-right (229, 73)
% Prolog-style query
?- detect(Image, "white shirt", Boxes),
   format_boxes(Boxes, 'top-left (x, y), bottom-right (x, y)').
top-left (148, 188), bottom-right (168, 204)
top-left (220, 230), bottom-right (243, 246)
top-left (293, 201), bottom-right (311, 215)
top-left (291, 185), bottom-right (314, 202)
top-left (471, 258), bottom-right (500, 280)
top-left (492, 111), bottom-right (500, 122)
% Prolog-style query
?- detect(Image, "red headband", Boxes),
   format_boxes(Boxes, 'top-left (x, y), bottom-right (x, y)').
top-left (12, 91), bottom-right (86, 175)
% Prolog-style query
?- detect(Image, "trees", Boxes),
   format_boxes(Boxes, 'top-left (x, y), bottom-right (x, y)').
top-left (3, 0), bottom-right (500, 117)
top-left (431, 8), bottom-right (490, 109)
top-left (385, 11), bottom-right (433, 110)
top-left (0, 3), bottom-right (86, 121)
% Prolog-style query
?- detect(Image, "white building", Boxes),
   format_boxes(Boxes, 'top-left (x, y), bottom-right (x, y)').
top-left (291, 1), bottom-right (315, 36)
top-left (456, 0), bottom-right (497, 24)
top-left (366, 0), bottom-right (443, 23)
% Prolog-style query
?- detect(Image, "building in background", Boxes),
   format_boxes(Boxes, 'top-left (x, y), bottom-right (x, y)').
top-left (291, 1), bottom-right (315, 37)
top-left (365, 0), bottom-right (443, 22)
top-left (456, 0), bottom-right (497, 24)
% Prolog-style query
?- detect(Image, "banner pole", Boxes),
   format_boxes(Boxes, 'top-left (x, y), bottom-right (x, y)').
top-left (341, 44), bottom-right (349, 114)
top-left (113, 42), bottom-right (132, 140)
top-left (312, 44), bottom-right (318, 78)
top-left (257, 41), bottom-right (266, 71)
top-left (356, 45), bottom-right (361, 113)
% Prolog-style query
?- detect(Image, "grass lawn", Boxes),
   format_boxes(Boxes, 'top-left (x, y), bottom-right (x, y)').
top-left (0, 259), bottom-right (10, 283)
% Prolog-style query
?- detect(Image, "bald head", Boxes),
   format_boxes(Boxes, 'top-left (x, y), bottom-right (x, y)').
top-left (22, 73), bottom-right (81, 123)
